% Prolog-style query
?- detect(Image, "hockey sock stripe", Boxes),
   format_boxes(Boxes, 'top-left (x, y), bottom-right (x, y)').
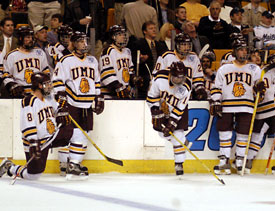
top-left (249, 142), bottom-right (261, 151)
top-left (220, 140), bottom-right (231, 148)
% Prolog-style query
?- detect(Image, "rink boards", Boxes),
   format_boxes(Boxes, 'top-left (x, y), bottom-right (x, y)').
top-left (0, 99), bottom-right (274, 173)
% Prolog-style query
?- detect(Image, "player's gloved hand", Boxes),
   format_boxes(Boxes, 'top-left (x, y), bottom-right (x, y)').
top-left (194, 86), bottom-right (208, 100)
top-left (131, 75), bottom-right (144, 88)
top-left (116, 85), bottom-right (130, 99)
top-left (8, 83), bottom-right (24, 98)
top-left (209, 100), bottom-right (222, 117)
top-left (56, 106), bottom-right (71, 126)
top-left (93, 95), bottom-right (104, 115)
top-left (151, 107), bottom-right (165, 131)
top-left (55, 91), bottom-right (68, 108)
top-left (162, 117), bottom-right (178, 137)
top-left (254, 81), bottom-right (266, 94)
top-left (29, 139), bottom-right (41, 160)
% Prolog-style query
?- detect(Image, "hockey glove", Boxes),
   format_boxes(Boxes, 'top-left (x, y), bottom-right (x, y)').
top-left (55, 91), bottom-right (68, 108)
top-left (151, 107), bottom-right (165, 132)
top-left (93, 95), bottom-right (104, 115)
top-left (254, 81), bottom-right (266, 95)
top-left (116, 85), bottom-right (130, 99)
top-left (209, 100), bottom-right (222, 117)
top-left (131, 75), bottom-right (144, 88)
top-left (194, 85), bottom-right (208, 100)
top-left (29, 139), bottom-right (41, 160)
top-left (8, 82), bottom-right (24, 98)
top-left (56, 106), bottom-right (71, 126)
top-left (162, 117), bottom-right (178, 137)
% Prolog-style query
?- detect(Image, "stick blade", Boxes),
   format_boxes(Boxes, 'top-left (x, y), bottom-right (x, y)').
top-left (220, 179), bottom-right (226, 185)
top-left (106, 156), bottom-right (123, 166)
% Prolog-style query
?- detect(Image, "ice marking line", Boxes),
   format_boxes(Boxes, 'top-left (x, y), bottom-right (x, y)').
top-left (18, 181), bottom-right (176, 211)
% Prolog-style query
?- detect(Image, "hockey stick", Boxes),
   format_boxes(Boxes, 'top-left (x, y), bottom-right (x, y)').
top-left (10, 124), bottom-right (61, 185)
top-left (265, 136), bottom-right (275, 175)
top-left (241, 63), bottom-right (275, 176)
top-left (162, 125), bottom-right (225, 185)
top-left (69, 115), bottom-right (123, 166)
top-left (135, 50), bottom-right (140, 99)
top-left (198, 44), bottom-right (210, 60)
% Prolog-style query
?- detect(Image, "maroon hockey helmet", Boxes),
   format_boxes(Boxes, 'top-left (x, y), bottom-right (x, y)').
top-left (31, 72), bottom-right (52, 95)
top-left (17, 26), bottom-right (34, 47)
top-left (109, 25), bottom-right (128, 48)
top-left (175, 33), bottom-right (192, 56)
top-left (58, 25), bottom-right (73, 47)
top-left (170, 61), bottom-right (188, 77)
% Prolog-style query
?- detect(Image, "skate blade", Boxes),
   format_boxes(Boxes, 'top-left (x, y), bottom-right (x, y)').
top-left (60, 172), bottom-right (66, 177)
top-left (214, 169), bottom-right (231, 175)
top-left (66, 174), bottom-right (89, 181)
top-left (177, 175), bottom-right (184, 180)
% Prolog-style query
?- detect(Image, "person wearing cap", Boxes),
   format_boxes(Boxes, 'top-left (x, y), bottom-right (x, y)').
top-left (34, 25), bottom-right (49, 51)
top-left (242, 0), bottom-right (266, 28)
top-left (254, 11), bottom-right (275, 50)
top-left (228, 7), bottom-right (253, 42)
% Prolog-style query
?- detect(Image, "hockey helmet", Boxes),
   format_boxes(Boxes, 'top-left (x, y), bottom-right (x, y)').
top-left (232, 38), bottom-right (249, 62)
top-left (17, 26), bottom-right (34, 49)
top-left (71, 31), bottom-right (89, 54)
top-left (31, 72), bottom-right (52, 96)
top-left (109, 25), bottom-right (128, 48)
top-left (57, 25), bottom-right (73, 47)
top-left (175, 33), bottom-right (192, 56)
top-left (170, 61), bottom-right (188, 85)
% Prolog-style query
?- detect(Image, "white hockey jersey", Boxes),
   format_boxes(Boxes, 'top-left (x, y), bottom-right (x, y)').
top-left (21, 94), bottom-right (58, 152)
top-left (147, 70), bottom-right (191, 121)
top-left (2, 48), bottom-right (50, 94)
top-left (52, 53), bottom-right (101, 108)
top-left (211, 61), bottom-right (261, 113)
top-left (47, 42), bottom-right (65, 65)
top-left (256, 67), bottom-right (275, 119)
top-left (152, 50), bottom-right (204, 89)
top-left (99, 44), bottom-right (134, 96)
top-left (254, 25), bottom-right (275, 47)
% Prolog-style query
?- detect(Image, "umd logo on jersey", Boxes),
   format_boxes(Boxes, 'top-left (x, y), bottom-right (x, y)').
top-left (46, 119), bottom-right (55, 135)
top-left (79, 78), bottom-right (90, 93)
top-left (232, 82), bottom-right (246, 97)
top-left (122, 68), bottom-right (130, 83)
top-left (25, 69), bottom-right (34, 84)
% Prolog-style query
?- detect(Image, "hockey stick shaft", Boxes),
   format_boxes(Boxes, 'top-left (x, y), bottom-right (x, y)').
top-left (265, 137), bottom-right (275, 175)
top-left (69, 115), bottom-right (123, 166)
top-left (135, 50), bottom-right (140, 99)
top-left (166, 128), bottom-right (225, 185)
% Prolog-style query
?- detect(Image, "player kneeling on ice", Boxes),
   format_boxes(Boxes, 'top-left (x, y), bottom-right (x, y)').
top-left (0, 72), bottom-right (74, 180)
top-left (147, 61), bottom-right (192, 176)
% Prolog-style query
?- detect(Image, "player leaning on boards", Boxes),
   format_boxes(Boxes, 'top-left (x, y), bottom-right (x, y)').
top-left (52, 31), bottom-right (104, 179)
top-left (210, 38), bottom-right (266, 175)
top-left (2, 26), bottom-right (50, 98)
top-left (147, 61), bottom-right (192, 177)
top-left (99, 25), bottom-right (143, 99)
top-left (246, 55), bottom-right (275, 174)
top-left (0, 72), bottom-right (72, 180)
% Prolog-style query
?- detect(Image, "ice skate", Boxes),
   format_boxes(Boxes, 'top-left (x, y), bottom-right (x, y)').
top-left (175, 163), bottom-right (184, 179)
top-left (272, 166), bottom-right (275, 175)
top-left (66, 162), bottom-right (89, 180)
top-left (214, 155), bottom-right (231, 175)
top-left (59, 162), bottom-right (67, 176)
top-left (244, 159), bottom-right (253, 174)
top-left (0, 158), bottom-right (14, 178)
top-left (235, 156), bottom-right (244, 175)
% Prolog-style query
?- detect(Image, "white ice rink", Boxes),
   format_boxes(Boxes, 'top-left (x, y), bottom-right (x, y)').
top-left (1, 173), bottom-right (275, 211)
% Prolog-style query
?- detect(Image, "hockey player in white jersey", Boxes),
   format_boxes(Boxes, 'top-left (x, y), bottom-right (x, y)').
top-left (147, 61), bottom-right (192, 176)
top-left (153, 33), bottom-right (207, 100)
top-left (0, 72), bottom-right (73, 180)
top-left (100, 25), bottom-right (142, 99)
top-left (2, 26), bottom-right (50, 98)
top-left (210, 38), bottom-right (266, 175)
top-left (52, 31), bottom-right (104, 179)
top-left (245, 55), bottom-right (275, 173)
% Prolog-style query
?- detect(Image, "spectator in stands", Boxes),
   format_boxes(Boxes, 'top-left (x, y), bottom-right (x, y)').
top-left (216, 0), bottom-right (233, 24)
top-left (198, 1), bottom-right (230, 49)
top-left (254, 11), bottom-right (275, 50)
top-left (183, 21), bottom-right (210, 55)
top-left (26, 0), bottom-right (61, 28)
top-left (180, 0), bottom-right (209, 27)
top-left (34, 25), bottom-right (49, 51)
top-left (174, 6), bottom-right (187, 33)
top-left (132, 21), bottom-right (168, 99)
top-left (121, 0), bottom-right (158, 39)
top-left (0, 18), bottom-right (18, 58)
top-left (158, 0), bottom-right (175, 27)
top-left (159, 23), bottom-right (175, 50)
top-left (47, 13), bottom-right (63, 45)
top-left (228, 7), bottom-right (253, 42)
top-left (242, 0), bottom-right (266, 28)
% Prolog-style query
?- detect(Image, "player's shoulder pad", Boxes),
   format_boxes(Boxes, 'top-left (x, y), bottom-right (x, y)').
top-left (187, 53), bottom-right (198, 62)
top-left (34, 47), bottom-right (45, 56)
top-left (21, 94), bottom-right (37, 108)
top-left (154, 70), bottom-right (169, 81)
top-left (161, 50), bottom-right (175, 59)
top-left (247, 63), bottom-right (259, 71)
top-left (59, 53), bottom-right (74, 63)
top-left (101, 45), bottom-right (115, 56)
top-left (4, 48), bottom-right (19, 60)
top-left (86, 55), bottom-right (97, 63)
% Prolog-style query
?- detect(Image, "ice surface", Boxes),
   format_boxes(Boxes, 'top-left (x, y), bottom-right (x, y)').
top-left (1, 173), bottom-right (275, 211)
